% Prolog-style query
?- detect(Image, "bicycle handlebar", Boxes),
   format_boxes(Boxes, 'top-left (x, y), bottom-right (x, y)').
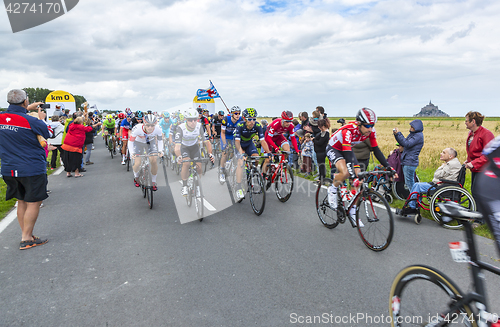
top-left (357, 169), bottom-right (396, 179)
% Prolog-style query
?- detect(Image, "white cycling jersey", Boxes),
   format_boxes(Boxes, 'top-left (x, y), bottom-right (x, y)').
top-left (175, 122), bottom-right (204, 147)
top-left (128, 123), bottom-right (164, 156)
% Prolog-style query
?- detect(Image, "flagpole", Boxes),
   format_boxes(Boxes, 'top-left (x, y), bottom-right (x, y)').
top-left (210, 80), bottom-right (230, 114)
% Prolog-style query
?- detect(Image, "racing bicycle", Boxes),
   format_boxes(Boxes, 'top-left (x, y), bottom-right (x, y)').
top-left (262, 152), bottom-right (294, 203)
top-left (389, 202), bottom-right (500, 327)
top-left (315, 169), bottom-right (395, 251)
top-left (135, 153), bottom-right (156, 209)
top-left (182, 158), bottom-right (210, 221)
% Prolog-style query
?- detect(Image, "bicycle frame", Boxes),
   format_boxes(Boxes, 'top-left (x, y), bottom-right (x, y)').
top-left (268, 153), bottom-right (289, 184)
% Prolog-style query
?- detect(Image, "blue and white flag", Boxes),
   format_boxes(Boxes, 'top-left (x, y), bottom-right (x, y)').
top-left (196, 81), bottom-right (220, 100)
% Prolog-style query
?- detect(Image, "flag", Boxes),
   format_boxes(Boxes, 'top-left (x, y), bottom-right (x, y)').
top-left (196, 81), bottom-right (220, 100)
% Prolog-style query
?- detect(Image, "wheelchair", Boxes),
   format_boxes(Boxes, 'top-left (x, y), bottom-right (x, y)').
top-left (395, 165), bottom-right (476, 229)
top-left (365, 167), bottom-right (419, 204)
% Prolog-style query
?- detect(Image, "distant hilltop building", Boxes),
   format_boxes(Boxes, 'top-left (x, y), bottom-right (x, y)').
top-left (414, 101), bottom-right (449, 117)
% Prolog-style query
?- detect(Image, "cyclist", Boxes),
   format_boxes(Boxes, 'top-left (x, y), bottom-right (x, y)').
top-left (261, 111), bottom-right (300, 187)
top-left (474, 135), bottom-right (500, 254)
top-left (120, 113), bottom-right (132, 165)
top-left (116, 112), bottom-right (126, 153)
top-left (174, 108), bottom-right (214, 196)
top-left (197, 108), bottom-right (212, 140)
top-left (233, 108), bottom-right (270, 201)
top-left (211, 110), bottom-right (224, 139)
top-left (219, 106), bottom-right (243, 183)
top-left (102, 114), bottom-right (117, 154)
top-left (129, 114), bottom-right (164, 191)
top-left (325, 108), bottom-right (393, 226)
top-left (159, 111), bottom-right (172, 155)
top-left (130, 110), bottom-right (144, 129)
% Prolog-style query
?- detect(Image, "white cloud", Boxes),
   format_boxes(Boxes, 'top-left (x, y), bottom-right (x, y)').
top-left (1, 0), bottom-right (500, 117)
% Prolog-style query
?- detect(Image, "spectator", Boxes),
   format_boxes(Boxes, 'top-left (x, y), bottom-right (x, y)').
top-left (387, 143), bottom-right (404, 182)
top-left (291, 118), bottom-right (301, 169)
top-left (314, 118), bottom-right (330, 182)
top-left (84, 117), bottom-right (96, 165)
top-left (48, 115), bottom-right (64, 170)
top-left (398, 147), bottom-right (461, 214)
top-left (0, 89), bottom-right (50, 250)
top-left (61, 109), bottom-right (69, 118)
top-left (53, 103), bottom-right (64, 117)
top-left (308, 111), bottom-right (321, 136)
top-left (295, 111), bottom-right (310, 138)
top-left (464, 111), bottom-right (495, 190)
top-left (301, 133), bottom-right (314, 176)
top-left (393, 119), bottom-right (424, 192)
top-left (61, 116), bottom-right (100, 177)
top-left (316, 106), bottom-right (327, 120)
top-left (353, 138), bottom-right (372, 171)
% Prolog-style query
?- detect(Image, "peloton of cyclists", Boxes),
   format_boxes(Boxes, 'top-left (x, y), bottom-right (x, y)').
top-left (325, 108), bottom-right (394, 227)
top-left (219, 106), bottom-right (243, 183)
top-left (129, 114), bottom-right (164, 191)
top-left (233, 108), bottom-right (271, 201)
top-left (174, 108), bottom-right (215, 196)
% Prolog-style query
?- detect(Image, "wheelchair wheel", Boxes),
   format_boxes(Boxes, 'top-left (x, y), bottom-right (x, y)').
top-left (392, 173), bottom-right (420, 200)
top-left (430, 185), bottom-right (476, 229)
top-left (414, 213), bottom-right (422, 225)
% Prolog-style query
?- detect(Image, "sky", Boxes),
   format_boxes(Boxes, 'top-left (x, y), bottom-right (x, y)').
top-left (1, 0), bottom-right (500, 117)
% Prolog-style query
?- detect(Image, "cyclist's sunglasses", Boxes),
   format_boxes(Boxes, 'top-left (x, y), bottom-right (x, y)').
top-left (187, 118), bottom-right (197, 122)
top-left (363, 124), bottom-right (374, 128)
top-left (246, 118), bottom-right (256, 121)
top-left (233, 112), bottom-right (241, 115)
top-left (145, 124), bottom-right (155, 128)
top-left (283, 120), bottom-right (292, 123)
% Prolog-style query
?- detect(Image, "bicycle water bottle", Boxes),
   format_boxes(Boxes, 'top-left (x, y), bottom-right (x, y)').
top-left (340, 184), bottom-right (348, 201)
top-left (270, 164), bottom-right (276, 175)
top-left (188, 175), bottom-right (193, 188)
top-left (346, 189), bottom-right (356, 201)
top-left (225, 161), bottom-right (231, 170)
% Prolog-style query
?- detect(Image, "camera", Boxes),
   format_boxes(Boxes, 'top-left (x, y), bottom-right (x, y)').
top-left (337, 118), bottom-right (345, 125)
top-left (39, 104), bottom-right (50, 109)
top-left (393, 128), bottom-right (397, 132)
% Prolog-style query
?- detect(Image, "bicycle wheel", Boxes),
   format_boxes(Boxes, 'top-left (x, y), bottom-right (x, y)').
top-left (193, 174), bottom-right (204, 219)
top-left (126, 150), bottom-right (130, 171)
top-left (356, 189), bottom-right (394, 251)
top-left (430, 186), bottom-right (475, 230)
top-left (248, 169), bottom-right (266, 216)
top-left (389, 265), bottom-right (476, 327)
top-left (218, 155), bottom-right (225, 184)
top-left (147, 187), bottom-right (153, 209)
top-left (275, 163), bottom-right (294, 202)
top-left (315, 178), bottom-right (341, 229)
top-left (109, 141), bottom-right (114, 159)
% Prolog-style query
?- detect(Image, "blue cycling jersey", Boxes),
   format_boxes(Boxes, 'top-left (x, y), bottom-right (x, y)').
top-left (222, 115), bottom-right (242, 140)
top-left (159, 117), bottom-right (172, 135)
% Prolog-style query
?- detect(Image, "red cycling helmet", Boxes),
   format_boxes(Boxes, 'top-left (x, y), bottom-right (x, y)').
top-left (356, 108), bottom-right (377, 125)
top-left (118, 112), bottom-right (126, 119)
top-left (281, 111), bottom-right (293, 121)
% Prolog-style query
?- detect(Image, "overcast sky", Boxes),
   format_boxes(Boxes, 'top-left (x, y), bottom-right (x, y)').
top-left (1, 0), bottom-right (499, 117)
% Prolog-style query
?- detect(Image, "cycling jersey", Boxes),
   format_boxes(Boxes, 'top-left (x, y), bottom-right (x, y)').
top-left (128, 124), bottom-right (164, 156)
top-left (120, 119), bottom-right (131, 140)
top-left (211, 116), bottom-right (223, 136)
top-left (234, 122), bottom-right (265, 143)
top-left (221, 115), bottom-right (242, 140)
top-left (264, 118), bottom-right (299, 153)
top-left (103, 119), bottom-right (116, 130)
top-left (159, 117), bottom-right (172, 136)
top-left (328, 121), bottom-right (378, 151)
top-left (174, 122), bottom-right (205, 147)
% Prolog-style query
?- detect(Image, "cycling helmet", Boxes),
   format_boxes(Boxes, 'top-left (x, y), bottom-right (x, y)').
top-left (260, 119), bottom-right (268, 126)
top-left (230, 106), bottom-right (241, 113)
top-left (218, 110), bottom-right (224, 116)
top-left (203, 109), bottom-right (209, 113)
top-left (106, 114), bottom-right (113, 120)
top-left (118, 113), bottom-right (125, 119)
top-left (242, 108), bottom-right (257, 118)
top-left (135, 110), bottom-right (144, 119)
top-left (356, 107), bottom-right (377, 125)
top-left (281, 111), bottom-right (293, 121)
top-left (144, 114), bottom-right (157, 125)
top-left (178, 114), bottom-right (185, 121)
top-left (162, 111), bottom-right (170, 119)
top-left (185, 108), bottom-right (198, 119)
top-left (196, 107), bottom-right (203, 114)
top-left (125, 108), bottom-right (131, 114)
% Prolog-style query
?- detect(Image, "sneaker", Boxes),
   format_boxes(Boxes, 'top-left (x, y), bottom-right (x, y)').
top-left (121, 160), bottom-right (126, 165)
top-left (181, 185), bottom-right (188, 196)
top-left (219, 174), bottom-right (226, 183)
top-left (92, 145), bottom-right (95, 150)
top-left (86, 161), bottom-right (94, 165)
top-left (80, 168), bottom-right (87, 172)
top-left (236, 189), bottom-right (245, 201)
top-left (134, 178), bottom-right (140, 187)
top-left (327, 186), bottom-right (337, 209)
top-left (19, 238), bottom-right (48, 250)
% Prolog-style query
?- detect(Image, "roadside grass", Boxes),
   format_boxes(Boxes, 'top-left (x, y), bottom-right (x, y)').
top-left (0, 151), bottom-right (60, 222)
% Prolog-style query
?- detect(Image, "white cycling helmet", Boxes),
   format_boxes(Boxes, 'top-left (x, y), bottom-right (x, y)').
top-left (184, 108), bottom-right (198, 119)
top-left (144, 114), bottom-right (158, 125)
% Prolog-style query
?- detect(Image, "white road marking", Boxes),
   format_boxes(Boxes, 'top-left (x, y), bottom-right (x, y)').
top-left (178, 180), bottom-right (216, 211)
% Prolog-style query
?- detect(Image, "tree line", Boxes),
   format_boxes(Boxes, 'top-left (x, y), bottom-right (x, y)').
top-left (0, 87), bottom-right (87, 111)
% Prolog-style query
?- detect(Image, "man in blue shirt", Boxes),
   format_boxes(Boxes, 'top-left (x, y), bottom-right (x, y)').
top-left (0, 89), bottom-right (51, 250)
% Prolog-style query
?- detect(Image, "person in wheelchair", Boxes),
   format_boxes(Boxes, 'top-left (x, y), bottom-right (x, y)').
top-left (396, 147), bottom-right (461, 215)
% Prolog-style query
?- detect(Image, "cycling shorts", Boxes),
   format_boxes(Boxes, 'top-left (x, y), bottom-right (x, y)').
top-left (181, 144), bottom-right (201, 160)
top-left (269, 135), bottom-right (288, 150)
top-left (133, 141), bottom-right (158, 156)
top-left (105, 127), bottom-right (115, 135)
top-left (122, 129), bottom-right (129, 141)
top-left (326, 146), bottom-right (359, 166)
top-left (240, 141), bottom-right (259, 156)
top-left (221, 138), bottom-right (235, 152)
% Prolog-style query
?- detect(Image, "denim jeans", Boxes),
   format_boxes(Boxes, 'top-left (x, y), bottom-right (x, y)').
top-left (403, 165), bottom-right (418, 194)
top-left (408, 182), bottom-right (432, 208)
top-left (85, 145), bottom-right (92, 163)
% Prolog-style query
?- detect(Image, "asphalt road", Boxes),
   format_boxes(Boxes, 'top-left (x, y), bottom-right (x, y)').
top-left (1, 140), bottom-right (499, 327)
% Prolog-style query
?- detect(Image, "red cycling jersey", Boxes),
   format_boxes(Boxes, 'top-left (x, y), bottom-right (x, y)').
top-left (264, 118), bottom-right (299, 153)
top-left (328, 121), bottom-right (378, 151)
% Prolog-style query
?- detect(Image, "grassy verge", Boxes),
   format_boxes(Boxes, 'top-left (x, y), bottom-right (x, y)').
top-left (0, 151), bottom-right (61, 221)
